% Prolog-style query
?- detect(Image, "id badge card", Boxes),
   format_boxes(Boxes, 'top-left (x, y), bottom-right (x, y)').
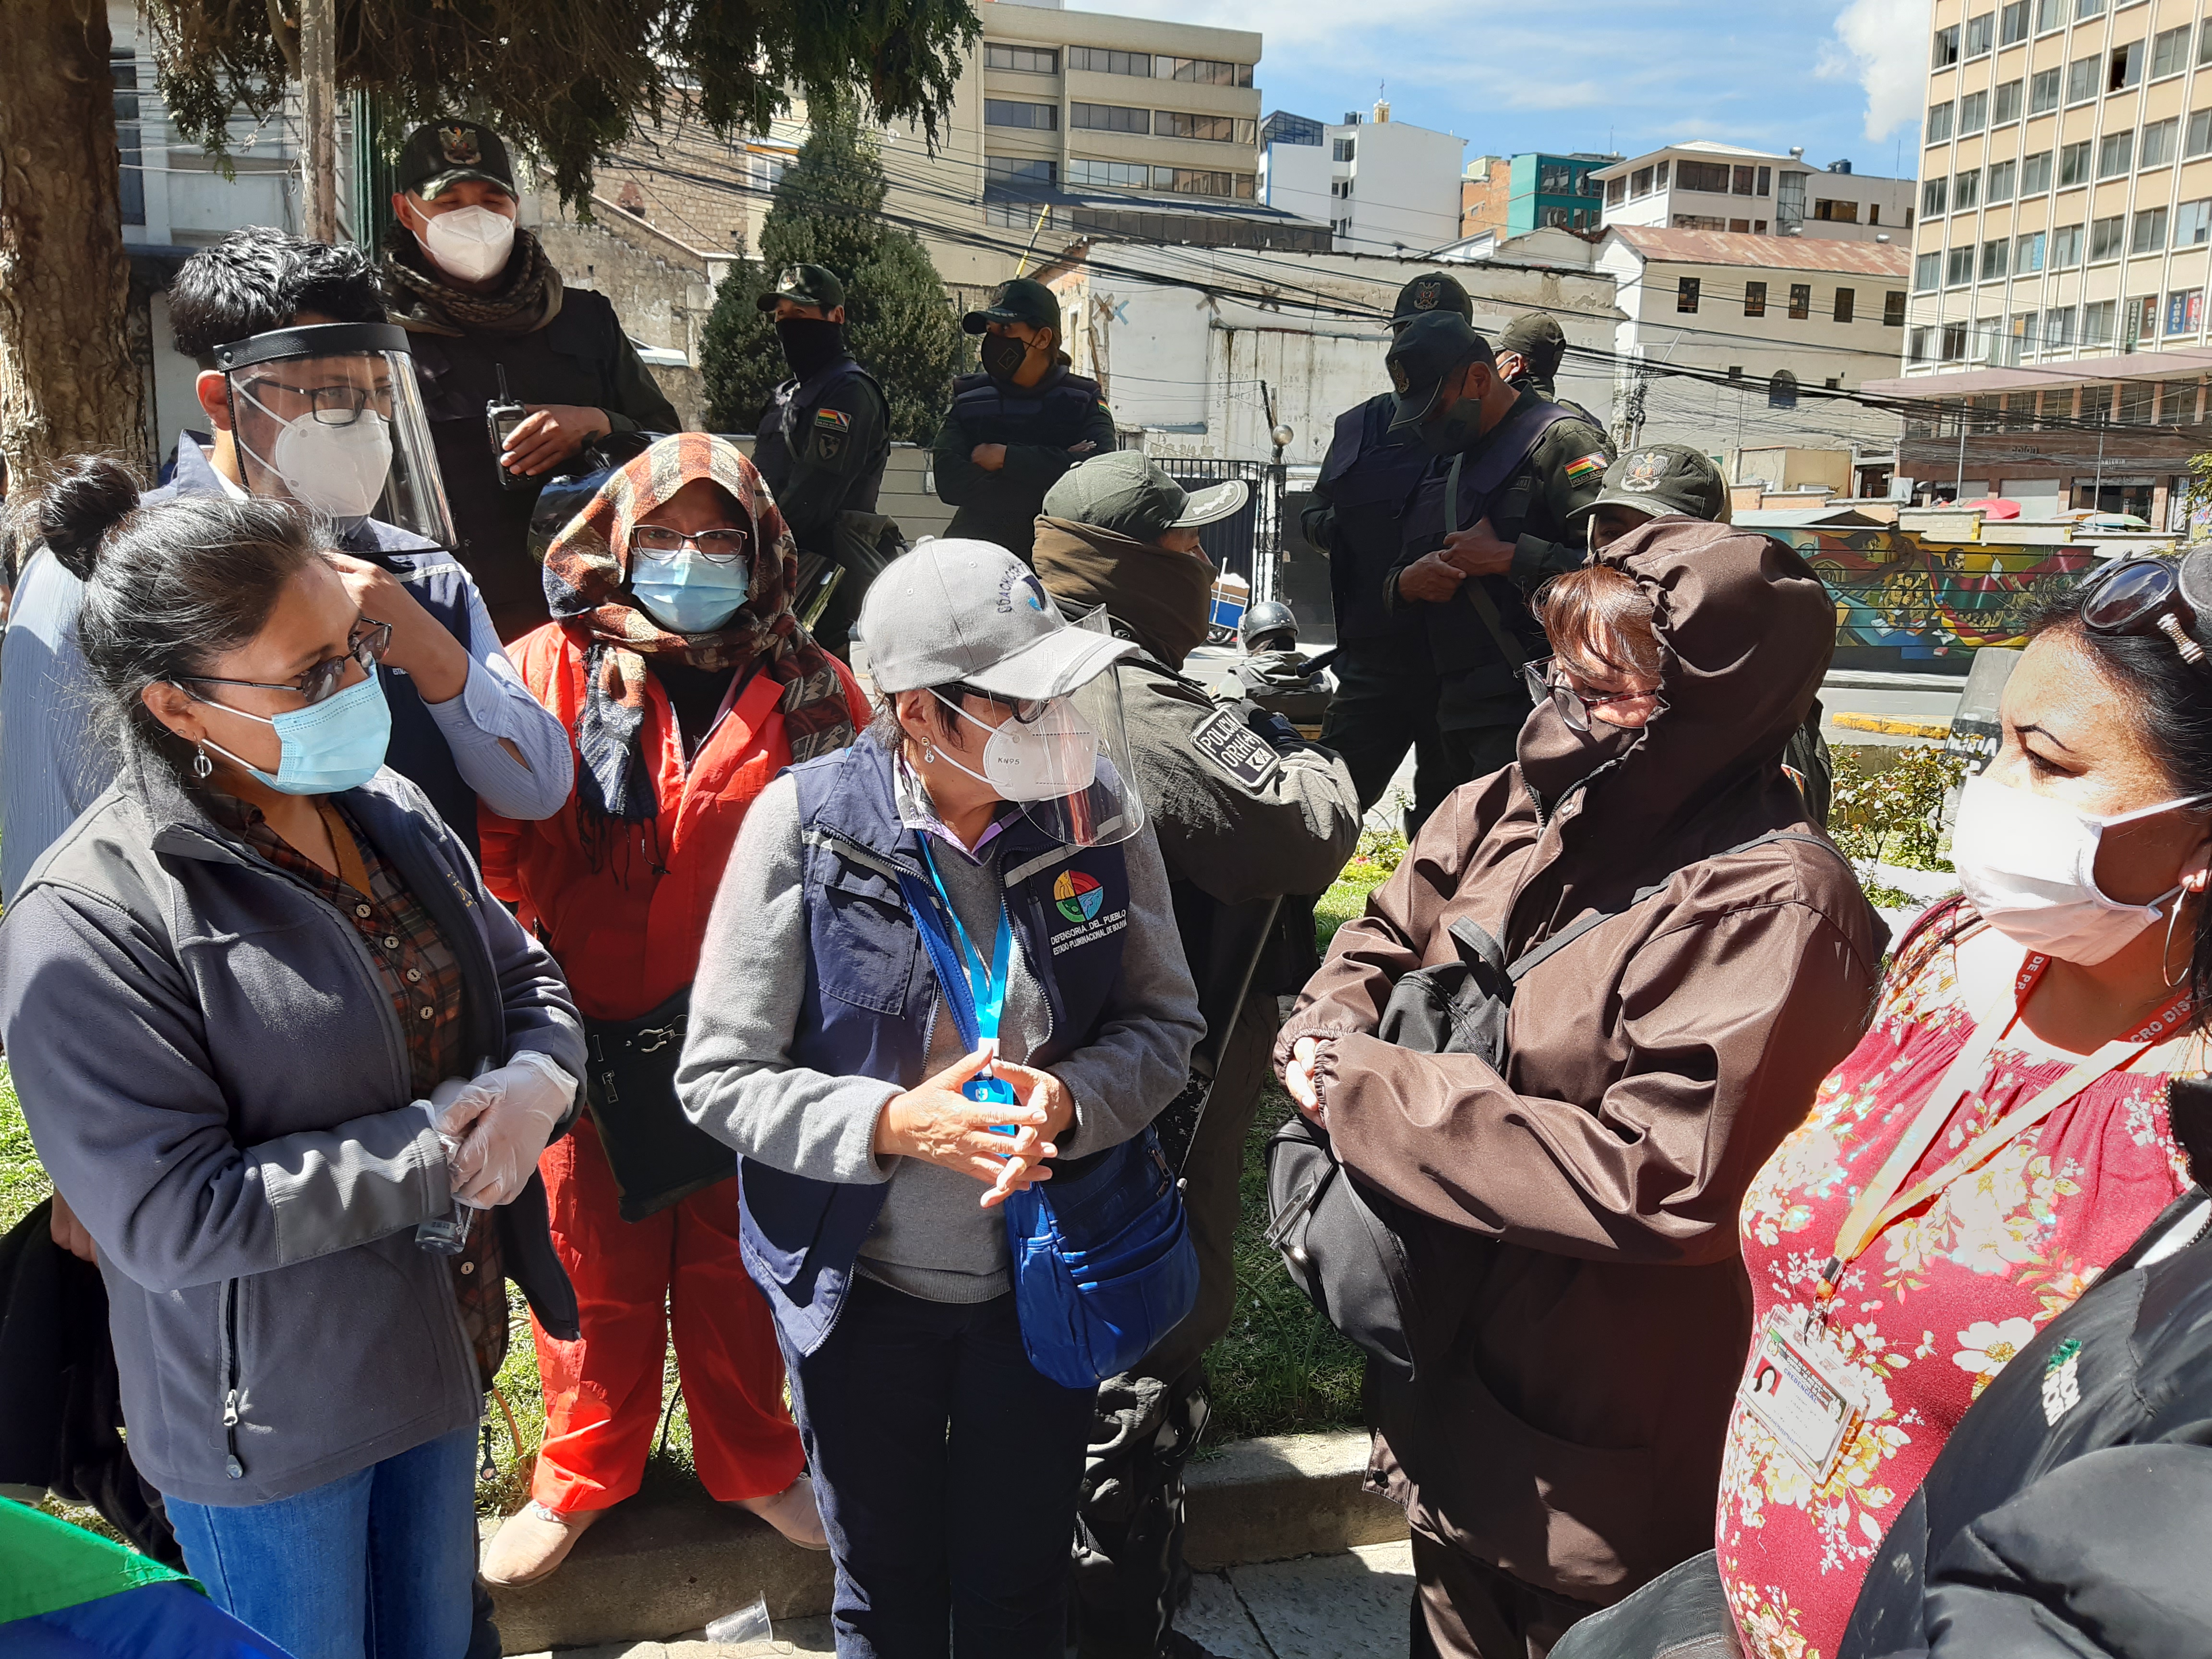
top-left (962, 1041), bottom-right (1021, 1133)
top-left (1739, 1309), bottom-right (1866, 1485)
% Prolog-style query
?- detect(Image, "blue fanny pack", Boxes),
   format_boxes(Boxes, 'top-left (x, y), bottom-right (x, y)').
top-left (900, 853), bottom-right (1198, 1390)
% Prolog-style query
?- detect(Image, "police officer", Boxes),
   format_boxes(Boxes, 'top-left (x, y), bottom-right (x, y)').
top-left (1494, 311), bottom-right (1613, 441)
top-left (1385, 313), bottom-right (1612, 787)
top-left (750, 263), bottom-right (893, 653)
top-left (931, 277), bottom-right (1117, 564)
top-left (1303, 273), bottom-right (1473, 834)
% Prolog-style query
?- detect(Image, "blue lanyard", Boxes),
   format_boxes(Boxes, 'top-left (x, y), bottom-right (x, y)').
top-left (918, 840), bottom-right (1012, 1045)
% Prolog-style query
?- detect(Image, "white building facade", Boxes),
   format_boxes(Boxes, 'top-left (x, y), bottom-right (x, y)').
top-left (1262, 106), bottom-right (1465, 256)
top-left (1594, 141), bottom-right (1915, 243)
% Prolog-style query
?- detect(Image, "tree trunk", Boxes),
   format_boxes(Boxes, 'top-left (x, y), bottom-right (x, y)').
top-left (0, 0), bottom-right (142, 490)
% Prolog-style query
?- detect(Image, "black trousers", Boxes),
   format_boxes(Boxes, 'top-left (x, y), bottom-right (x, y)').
top-left (1320, 638), bottom-right (1454, 836)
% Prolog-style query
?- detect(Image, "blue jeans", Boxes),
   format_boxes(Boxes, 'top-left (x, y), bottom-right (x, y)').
top-left (165, 1425), bottom-right (479, 1659)
top-left (784, 1276), bottom-right (1099, 1659)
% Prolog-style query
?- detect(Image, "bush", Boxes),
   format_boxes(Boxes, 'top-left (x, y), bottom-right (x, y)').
top-left (1828, 745), bottom-right (1966, 871)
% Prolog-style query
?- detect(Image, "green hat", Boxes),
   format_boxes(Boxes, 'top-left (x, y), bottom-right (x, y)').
top-left (396, 120), bottom-right (517, 200)
top-left (962, 276), bottom-right (1060, 337)
top-left (1043, 450), bottom-right (1249, 541)
top-left (1385, 312), bottom-right (1489, 433)
top-left (1569, 444), bottom-right (1728, 528)
top-left (756, 263), bottom-right (846, 313)
top-left (1390, 272), bottom-right (1472, 330)
top-left (1496, 312), bottom-right (1566, 377)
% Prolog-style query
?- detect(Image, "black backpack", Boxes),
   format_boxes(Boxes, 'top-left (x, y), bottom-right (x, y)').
top-left (1264, 831), bottom-right (1848, 1382)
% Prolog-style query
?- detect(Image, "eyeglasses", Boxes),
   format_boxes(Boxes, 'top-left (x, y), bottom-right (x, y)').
top-left (631, 526), bottom-right (749, 564)
top-left (1522, 655), bottom-right (1662, 733)
top-left (239, 377), bottom-right (396, 428)
top-left (178, 619), bottom-right (392, 708)
top-left (2079, 553), bottom-right (2211, 666)
top-left (941, 685), bottom-right (1050, 724)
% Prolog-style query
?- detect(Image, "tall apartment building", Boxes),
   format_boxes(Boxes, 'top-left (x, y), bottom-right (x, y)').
top-left (1261, 105), bottom-right (1466, 254)
top-left (1865, 0), bottom-right (2212, 523)
top-left (1594, 142), bottom-right (1914, 242)
top-left (1460, 155), bottom-right (1511, 240)
top-left (1506, 152), bottom-right (1619, 234)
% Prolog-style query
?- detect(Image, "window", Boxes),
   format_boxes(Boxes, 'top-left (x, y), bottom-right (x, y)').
top-left (2030, 67), bottom-right (2062, 113)
top-left (1631, 166), bottom-right (1654, 197)
top-left (2046, 306), bottom-right (2076, 348)
top-left (1677, 159), bottom-right (1733, 192)
top-left (2051, 222), bottom-right (2085, 265)
top-left (1789, 283), bottom-right (1811, 318)
top-left (1926, 101), bottom-right (1956, 144)
top-left (1909, 325), bottom-right (1934, 362)
top-left (2006, 314), bottom-right (2039, 363)
top-left (1986, 158), bottom-right (2017, 202)
top-left (1157, 56), bottom-right (1253, 86)
top-left (1732, 164), bottom-right (1759, 195)
top-left (2015, 229), bottom-right (2047, 271)
top-left (2133, 206), bottom-right (2168, 252)
top-left (2167, 290), bottom-right (2204, 336)
top-left (1835, 288), bottom-right (1856, 322)
top-left (2035, 0), bottom-right (2065, 28)
top-left (1330, 178), bottom-right (1352, 198)
top-left (1065, 158), bottom-right (1147, 189)
top-left (1744, 280), bottom-right (1767, 317)
top-left (1869, 203), bottom-right (1882, 224)
top-left (1993, 80), bottom-right (2024, 125)
top-left (2191, 111), bottom-right (2212, 159)
top-left (1154, 111), bottom-right (1245, 143)
top-left (1915, 250), bottom-right (1943, 290)
top-left (2067, 54), bottom-right (2100, 104)
top-left (1332, 137), bottom-right (1355, 162)
top-left (2109, 40), bottom-right (2142, 93)
top-left (2059, 140), bottom-right (2092, 186)
top-left (2140, 118), bottom-right (2177, 168)
top-left (1676, 277), bottom-right (1700, 313)
top-left (1885, 289), bottom-right (1908, 326)
top-left (1965, 11), bottom-right (1995, 55)
top-left (2021, 150), bottom-right (2053, 192)
top-left (1954, 168), bottom-right (1981, 209)
top-left (2203, 17), bottom-right (2212, 68)
top-left (2119, 375), bottom-right (2154, 418)
top-left (2177, 197), bottom-right (2212, 246)
top-left (1975, 237), bottom-right (2005, 279)
top-left (1923, 176), bottom-right (1949, 217)
top-left (1756, 166), bottom-right (1772, 194)
top-left (2091, 214), bottom-right (2127, 259)
top-left (1959, 90), bottom-right (1989, 135)
top-left (1768, 371), bottom-right (1799, 409)
top-left (985, 99), bottom-right (1057, 129)
top-left (1068, 46), bottom-right (1151, 75)
top-left (1656, 161), bottom-right (1671, 188)
top-left (1934, 24), bottom-right (1960, 66)
top-left (2001, 1), bottom-right (2030, 44)
top-left (2075, 0), bottom-right (2104, 17)
top-left (1671, 213), bottom-right (1729, 230)
top-left (2097, 130), bottom-right (2133, 178)
top-left (1606, 175), bottom-right (1627, 204)
top-left (2152, 24), bottom-right (2190, 78)
top-left (1948, 245), bottom-right (1977, 285)
top-left (1158, 168), bottom-right (1253, 198)
top-left (1813, 198), bottom-right (1860, 221)
top-left (987, 155), bottom-right (1058, 183)
top-left (1069, 102), bottom-right (1146, 133)
top-left (984, 42), bottom-right (1058, 72)
top-left (1942, 322), bottom-right (1971, 358)
top-left (986, 201), bottom-right (1063, 228)
top-left (2164, 379), bottom-right (2201, 421)
top-left (112, 50), bottom-right (142, 228)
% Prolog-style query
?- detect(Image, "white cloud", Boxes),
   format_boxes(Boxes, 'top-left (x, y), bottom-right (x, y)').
top-left (1820, 0), bottom-right (1934, 141)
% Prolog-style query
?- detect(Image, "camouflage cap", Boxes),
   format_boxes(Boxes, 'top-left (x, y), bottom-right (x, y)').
top-left (1496, 312), bottom-right (1567, 377)
top-left (756, 263), bottom-right (846, 313)
top-left (1568, 444), bottom-right (1729, 528)
top-left (396, 120), bottom-right (516, 200)
top-left (1390, 271), bottom-right (1473, 331)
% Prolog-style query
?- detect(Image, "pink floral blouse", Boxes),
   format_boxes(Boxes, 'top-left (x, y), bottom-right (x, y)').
top-left (1716, 914), bottom-right (2194, 1659)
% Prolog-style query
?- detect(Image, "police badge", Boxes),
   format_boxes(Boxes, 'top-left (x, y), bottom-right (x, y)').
top-left (1410, 279), bottom-right (1441, 310)
top-left (438, 126), bottom-right (482, 167)
top-left (1621, 450), bottom-right (1668, 492)
top-left (1390, 359), bottom-right (1411, 395)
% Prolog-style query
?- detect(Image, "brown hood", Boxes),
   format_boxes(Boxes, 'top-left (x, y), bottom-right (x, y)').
top-left (1030, 516), bottom-right (1215, 670)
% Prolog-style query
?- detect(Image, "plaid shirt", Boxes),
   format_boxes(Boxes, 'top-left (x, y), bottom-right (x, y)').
top-left (207, 793), bottom-right (506, 1383)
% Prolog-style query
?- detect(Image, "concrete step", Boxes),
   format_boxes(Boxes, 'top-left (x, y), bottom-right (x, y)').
top-left (490, 1429), bottom-right (1404, 1654)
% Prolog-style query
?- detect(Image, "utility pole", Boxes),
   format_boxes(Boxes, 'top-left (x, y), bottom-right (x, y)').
top-left (301, 0), bottom-right (339, 241)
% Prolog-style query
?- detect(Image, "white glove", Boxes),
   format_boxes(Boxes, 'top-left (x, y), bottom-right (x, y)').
top-left (417, 1077), bottom-right (491, 1194)
top-left (440, 1051), bottom-right (576, 1208)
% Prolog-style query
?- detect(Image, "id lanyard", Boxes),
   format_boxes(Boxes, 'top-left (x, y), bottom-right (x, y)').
top-left (1813, 951), bottom-right (2192, 1319)
top-left (918, 840), bottom-right (1020, 1108)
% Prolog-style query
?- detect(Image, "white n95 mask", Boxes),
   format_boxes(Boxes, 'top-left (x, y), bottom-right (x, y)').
top-left (1951, 771), bottom-right (2212, 965)
top-left (237, 386), bottom-right (393, 522)
top-left (417, 204), bottom-right (516, 284)
top-left (933, 692), bottom-right (1099, 803)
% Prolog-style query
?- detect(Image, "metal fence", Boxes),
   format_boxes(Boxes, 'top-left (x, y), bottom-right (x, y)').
top-left (1154, 458), bottom-right (1281, 602)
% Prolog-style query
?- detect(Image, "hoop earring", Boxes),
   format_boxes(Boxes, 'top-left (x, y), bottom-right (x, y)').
top-left (192, 743), bottom-right (214, 781)
top-left (2164, 893), bottom-right (2190, 989)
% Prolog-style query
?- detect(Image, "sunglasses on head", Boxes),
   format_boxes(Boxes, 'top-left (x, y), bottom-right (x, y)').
top-left (2078, 552), bottom-right (2212, 668)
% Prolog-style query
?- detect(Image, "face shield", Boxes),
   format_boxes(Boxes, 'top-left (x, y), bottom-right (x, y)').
top-left (935, 665), bottom-right (1146, 850)
top-left (212, 323), bottom-right (454, 546)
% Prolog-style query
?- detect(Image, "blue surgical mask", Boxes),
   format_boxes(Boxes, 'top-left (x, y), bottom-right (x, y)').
top-left (201, 671), bottom-right (393, 795)
top-left (630, 553), bottom-right (752, 635)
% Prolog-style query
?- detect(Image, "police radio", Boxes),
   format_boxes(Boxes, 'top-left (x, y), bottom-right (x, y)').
top-left (486, 365), bottom-right (531, 493)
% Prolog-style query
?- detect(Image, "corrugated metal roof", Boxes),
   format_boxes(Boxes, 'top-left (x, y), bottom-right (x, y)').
top-left (1608, 226), bottom-right (1912, 276)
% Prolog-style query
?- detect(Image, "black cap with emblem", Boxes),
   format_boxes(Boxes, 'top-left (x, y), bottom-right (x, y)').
top-left (1390, 271), bottom-right (1473, 334)
top-left (961, 276), bottom-right (1061, 337)
top-left (756, 263), bottom-right (847, 313)
top-left (396, 120), bottom-right (517, 200)
top-left (1384, 312), bottom-right (1491, 433)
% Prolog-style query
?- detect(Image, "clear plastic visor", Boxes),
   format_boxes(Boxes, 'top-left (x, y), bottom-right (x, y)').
top-left (936, 667), bottom-right (1146, 849)
top-left (226, 350), bottom-right (455, 548)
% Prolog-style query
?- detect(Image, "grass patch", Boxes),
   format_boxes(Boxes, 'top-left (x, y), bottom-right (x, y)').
top-left (1315, 826), bottom-right (1407, 950)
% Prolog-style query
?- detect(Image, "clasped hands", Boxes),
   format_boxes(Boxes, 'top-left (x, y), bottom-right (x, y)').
top-left (875, 1045), bottom-right (1075, 1209)
top-left (1397, 518), bottom-right (1517, 603)
top-left (421, 1050), bottom-right (576, 1209)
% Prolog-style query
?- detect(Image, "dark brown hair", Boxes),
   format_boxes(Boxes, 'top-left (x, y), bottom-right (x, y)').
top-left (1539, 564), bottom-right (1661, 681)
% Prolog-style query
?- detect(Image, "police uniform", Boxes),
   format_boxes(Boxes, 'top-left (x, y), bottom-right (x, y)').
top-left (931, 278), bottom-right (1117, 564)
top-left (1496, 312), bottom-right (1615, 455)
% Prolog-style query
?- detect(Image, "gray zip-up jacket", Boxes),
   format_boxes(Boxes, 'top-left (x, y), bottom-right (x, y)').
top-left (0, 757), bottom-right (585, 1506)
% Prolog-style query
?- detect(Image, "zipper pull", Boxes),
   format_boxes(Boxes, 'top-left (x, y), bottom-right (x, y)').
top-left (480, 1420), bottom-right (499, 1482)
top-left (223, 1388), bottom-right (240, 1428)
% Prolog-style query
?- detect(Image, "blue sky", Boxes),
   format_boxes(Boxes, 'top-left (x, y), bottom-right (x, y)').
top-left (1089, 0), bottom-right (1935, 176)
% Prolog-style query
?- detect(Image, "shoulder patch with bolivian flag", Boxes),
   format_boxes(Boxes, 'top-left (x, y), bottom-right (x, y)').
top-left (813, 409), bottom-right (852, 431)
top-left (1564, 453), bottom-right (1608, 483)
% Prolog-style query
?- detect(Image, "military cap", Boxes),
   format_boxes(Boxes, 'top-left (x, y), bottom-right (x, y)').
top-left (397, 120), bottom-right (516, 200)
top-left (1384, 312), bottom-right (1491, 433)
top-left (1496, 312), bottom-right (1567, 377)
top-left (1568, 444), bottom-right (1729, 528)
top-left (1390, 272), bottom-right (1473, 329)
top-left (962, 276), bottom-right (1060, 337)
top-left (1043, 449), bottom-right (1248, 541)
top-left (756, 263), bottom-right (846, 313)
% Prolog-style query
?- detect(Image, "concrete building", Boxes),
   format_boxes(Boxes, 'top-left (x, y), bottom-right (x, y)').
top-left (1594, 141), bottom-right (1916, 242)
top-left (1262, 105), bottom-right (1466, 255)
top-left (1864, 0), bottom-right (2212, 526)
top-left (1460, 155), bottom-right (1512, 240)
top-left (1505, 152), bottom-right (1619, 234)
top-left (1596, 226), bottom-right (1913, 493)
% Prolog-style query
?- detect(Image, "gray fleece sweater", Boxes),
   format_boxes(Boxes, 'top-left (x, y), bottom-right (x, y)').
top-left (678, 770), bottom-right (1202, 1303)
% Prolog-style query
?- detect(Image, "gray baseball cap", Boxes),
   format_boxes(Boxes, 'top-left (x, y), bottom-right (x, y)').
top-left (1042, 450), bottom-right (1249, 540)
top-left (857, 539), bottom-right (1136, 698)
top-left (1568, 444), bottom-right (1729, 528)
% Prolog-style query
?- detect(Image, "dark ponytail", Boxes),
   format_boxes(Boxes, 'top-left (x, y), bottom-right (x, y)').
top-left (30, 454), bottom-right (327, 784)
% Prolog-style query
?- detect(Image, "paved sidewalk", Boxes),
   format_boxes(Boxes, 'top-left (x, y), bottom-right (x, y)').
top-left (517, 1539), bottom-right (1415, 1658)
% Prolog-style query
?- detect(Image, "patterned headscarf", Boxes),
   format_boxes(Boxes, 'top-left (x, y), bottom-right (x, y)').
top-left (542, 432), bottom-right (855, 822)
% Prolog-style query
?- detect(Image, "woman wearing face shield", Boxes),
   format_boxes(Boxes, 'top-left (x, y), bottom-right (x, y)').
top-left (476, 433), bottom-right (870, 1585)
top-left (676, 539), bottom-right (1204, 1657)
top-left (0, 459), bottom-right (585, 1659)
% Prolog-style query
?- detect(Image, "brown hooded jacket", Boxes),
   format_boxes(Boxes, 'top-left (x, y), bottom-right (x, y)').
top-left (1275, 517), bottom-right (1886, 1604)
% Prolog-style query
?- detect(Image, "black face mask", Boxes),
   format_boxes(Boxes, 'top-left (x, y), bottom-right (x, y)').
top-left (775, 317), bottom-right (846, 380)
top-left (1421, 396), bottom-right (1488, 457)
top-left (979, 332), bottom-right (1033, 381)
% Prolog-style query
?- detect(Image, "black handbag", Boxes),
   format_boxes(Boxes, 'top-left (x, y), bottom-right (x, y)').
top-left (580, 987), bottom-right (734, 1222)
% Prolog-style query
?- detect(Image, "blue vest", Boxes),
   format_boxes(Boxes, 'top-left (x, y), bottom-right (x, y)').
top-left (1317, 394), bottom-right (1431, 645)
top-left (740, 737), bottom-right (1132, 1356)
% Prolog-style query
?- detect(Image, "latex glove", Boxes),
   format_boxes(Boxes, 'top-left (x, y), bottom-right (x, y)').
top-left (448, 1051), bottom-right (576, 1207)
top-left (416, 1076), bottom-right (495, 1195)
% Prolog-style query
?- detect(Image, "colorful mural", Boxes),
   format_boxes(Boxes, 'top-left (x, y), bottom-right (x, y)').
top-left (1763, 528), bottom-right (2100, 661)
